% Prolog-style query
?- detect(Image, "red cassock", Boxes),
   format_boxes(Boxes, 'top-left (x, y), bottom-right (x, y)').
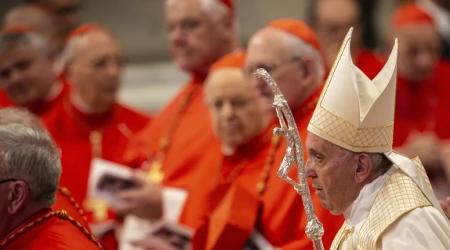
top-left (180, 87), bottom-right (343, 249)
top-left (393, 60), bottom-right (450, 146)
top-left (0, 91), bottom-right (13, 107)
top-left (43, 97), bottom-right (151, 249)
top-left (354, 48), bottom-right (385, 80)
top-left (0, 74), bottom-right (71, 117)
top-left (123, 75), bottom-right (218, 188)
top-left (53, 187), bottom-right (90, 231)
top-left (180, 125), bottom-right (276, 249)
top-left (0, 209), bottom-right (102, 250)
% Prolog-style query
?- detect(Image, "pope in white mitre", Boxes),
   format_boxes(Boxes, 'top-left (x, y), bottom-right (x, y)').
top-left (304, 28), bottom-right (450, 250)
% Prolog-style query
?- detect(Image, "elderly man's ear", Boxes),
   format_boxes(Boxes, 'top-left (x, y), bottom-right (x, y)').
top-left (354, 153), bottom-right (373, 184)
top-left (8, 181), bottom-right (29, 215)
top-left (299, 56), bottom-right (316, 83)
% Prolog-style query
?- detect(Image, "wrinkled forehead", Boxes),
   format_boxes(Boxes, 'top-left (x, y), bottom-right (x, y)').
top-left (166, 0), bottom-right (206, 20)
top-left (206, 69), bottom-right (253, 96)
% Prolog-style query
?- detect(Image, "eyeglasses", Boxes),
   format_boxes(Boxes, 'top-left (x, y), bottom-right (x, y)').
top-left (243, 57), bottom-right (302, 78)
top-left (0, 179), bottom-right (17, 184)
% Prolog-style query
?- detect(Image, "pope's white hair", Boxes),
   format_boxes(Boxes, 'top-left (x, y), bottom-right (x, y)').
top-left (280, 31), bottom-right (325, 82)
top-left (165, 0), bottom-right (230, 19)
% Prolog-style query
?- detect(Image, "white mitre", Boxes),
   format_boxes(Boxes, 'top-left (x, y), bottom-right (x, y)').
top-left (307, 27), bottom-right (450, 221)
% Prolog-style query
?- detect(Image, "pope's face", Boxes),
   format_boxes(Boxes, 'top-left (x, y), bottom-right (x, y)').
top-left (166, 0), bottom-right (232, 74)
top-left (0, 42), bottom-right (55, 106)
top-left (205, 69), bottom-right (268, 149)
top-left (67, 31), bottom-right (123, 113)
top-left (305, 132), bottom-right (359, 215)
top-left (396, 24), bottom-right (441, 82)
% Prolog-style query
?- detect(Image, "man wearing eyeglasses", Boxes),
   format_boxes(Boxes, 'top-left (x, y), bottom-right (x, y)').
top-left (243, 19), bottom-right (343, 249)
top-left (0, 123), bottom-right (102, 249)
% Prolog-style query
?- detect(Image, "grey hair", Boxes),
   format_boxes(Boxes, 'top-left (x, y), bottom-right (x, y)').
top-left (0, 124), bottom-right (61, 208)
top-left (0, 107), bottom-right (45, 131)
top-left (281, 32), bottom-right (325, 82)
top-left (59, 35), bottom-right (78, 66)
top-left (0, 32), bottom-right (50, 58)
top-left (344, 150), bottom-right (393, 174)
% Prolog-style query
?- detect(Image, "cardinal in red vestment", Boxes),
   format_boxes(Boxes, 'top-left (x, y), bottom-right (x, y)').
top-left (112, 0), bottom-right (240, 227)
top-left (43, 24), bottom-right (151, 249)
top-left (244, 19), bottom-right (344, 249)
top-left (0, 123), bottom-right (102, 250)
top-left (0, 106), bottom-right (90, 230)
top-left (389, 3), bottom-right (450, 200)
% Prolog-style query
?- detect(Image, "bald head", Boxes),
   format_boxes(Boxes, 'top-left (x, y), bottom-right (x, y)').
top-left (3, 5), bottom-right (61, 57)
top-left (245, 26), bottom-right (324, 113)
top-left (63, 27), bottom-right (123, 113)
top-left (205, 68), bottom-right (268, 150)
top-left (0, 107), bottom-right (44, 130)
top-left (312, 0), bottom-right (362, 66)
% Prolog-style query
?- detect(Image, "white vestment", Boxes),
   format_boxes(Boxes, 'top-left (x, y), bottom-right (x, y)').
top-left (335, 167), bottom-right (450, 250)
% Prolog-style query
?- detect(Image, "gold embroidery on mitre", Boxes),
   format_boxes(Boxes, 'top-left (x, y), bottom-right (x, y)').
top-left (309, 106), bottom-right (394, 148)
top-left (356, 169), bottom-right (432, 250)
top-left (309, 28), bottom-right (397, 152)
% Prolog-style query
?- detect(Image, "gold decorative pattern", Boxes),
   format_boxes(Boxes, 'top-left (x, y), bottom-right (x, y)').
top-left (58, 187), bottom-right (88, 223)
top-left (357, 169), bottom-right (432, 250)
top-left (309, 106), bottom-right (393, 148)
top-left (341, 226), bottom-right (355, 241)
top-left (0, 210), bottom-right (103, 249)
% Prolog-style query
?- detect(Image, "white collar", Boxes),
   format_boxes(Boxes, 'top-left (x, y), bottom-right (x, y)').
top-left (343, 166), bottom-right (397, 227)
